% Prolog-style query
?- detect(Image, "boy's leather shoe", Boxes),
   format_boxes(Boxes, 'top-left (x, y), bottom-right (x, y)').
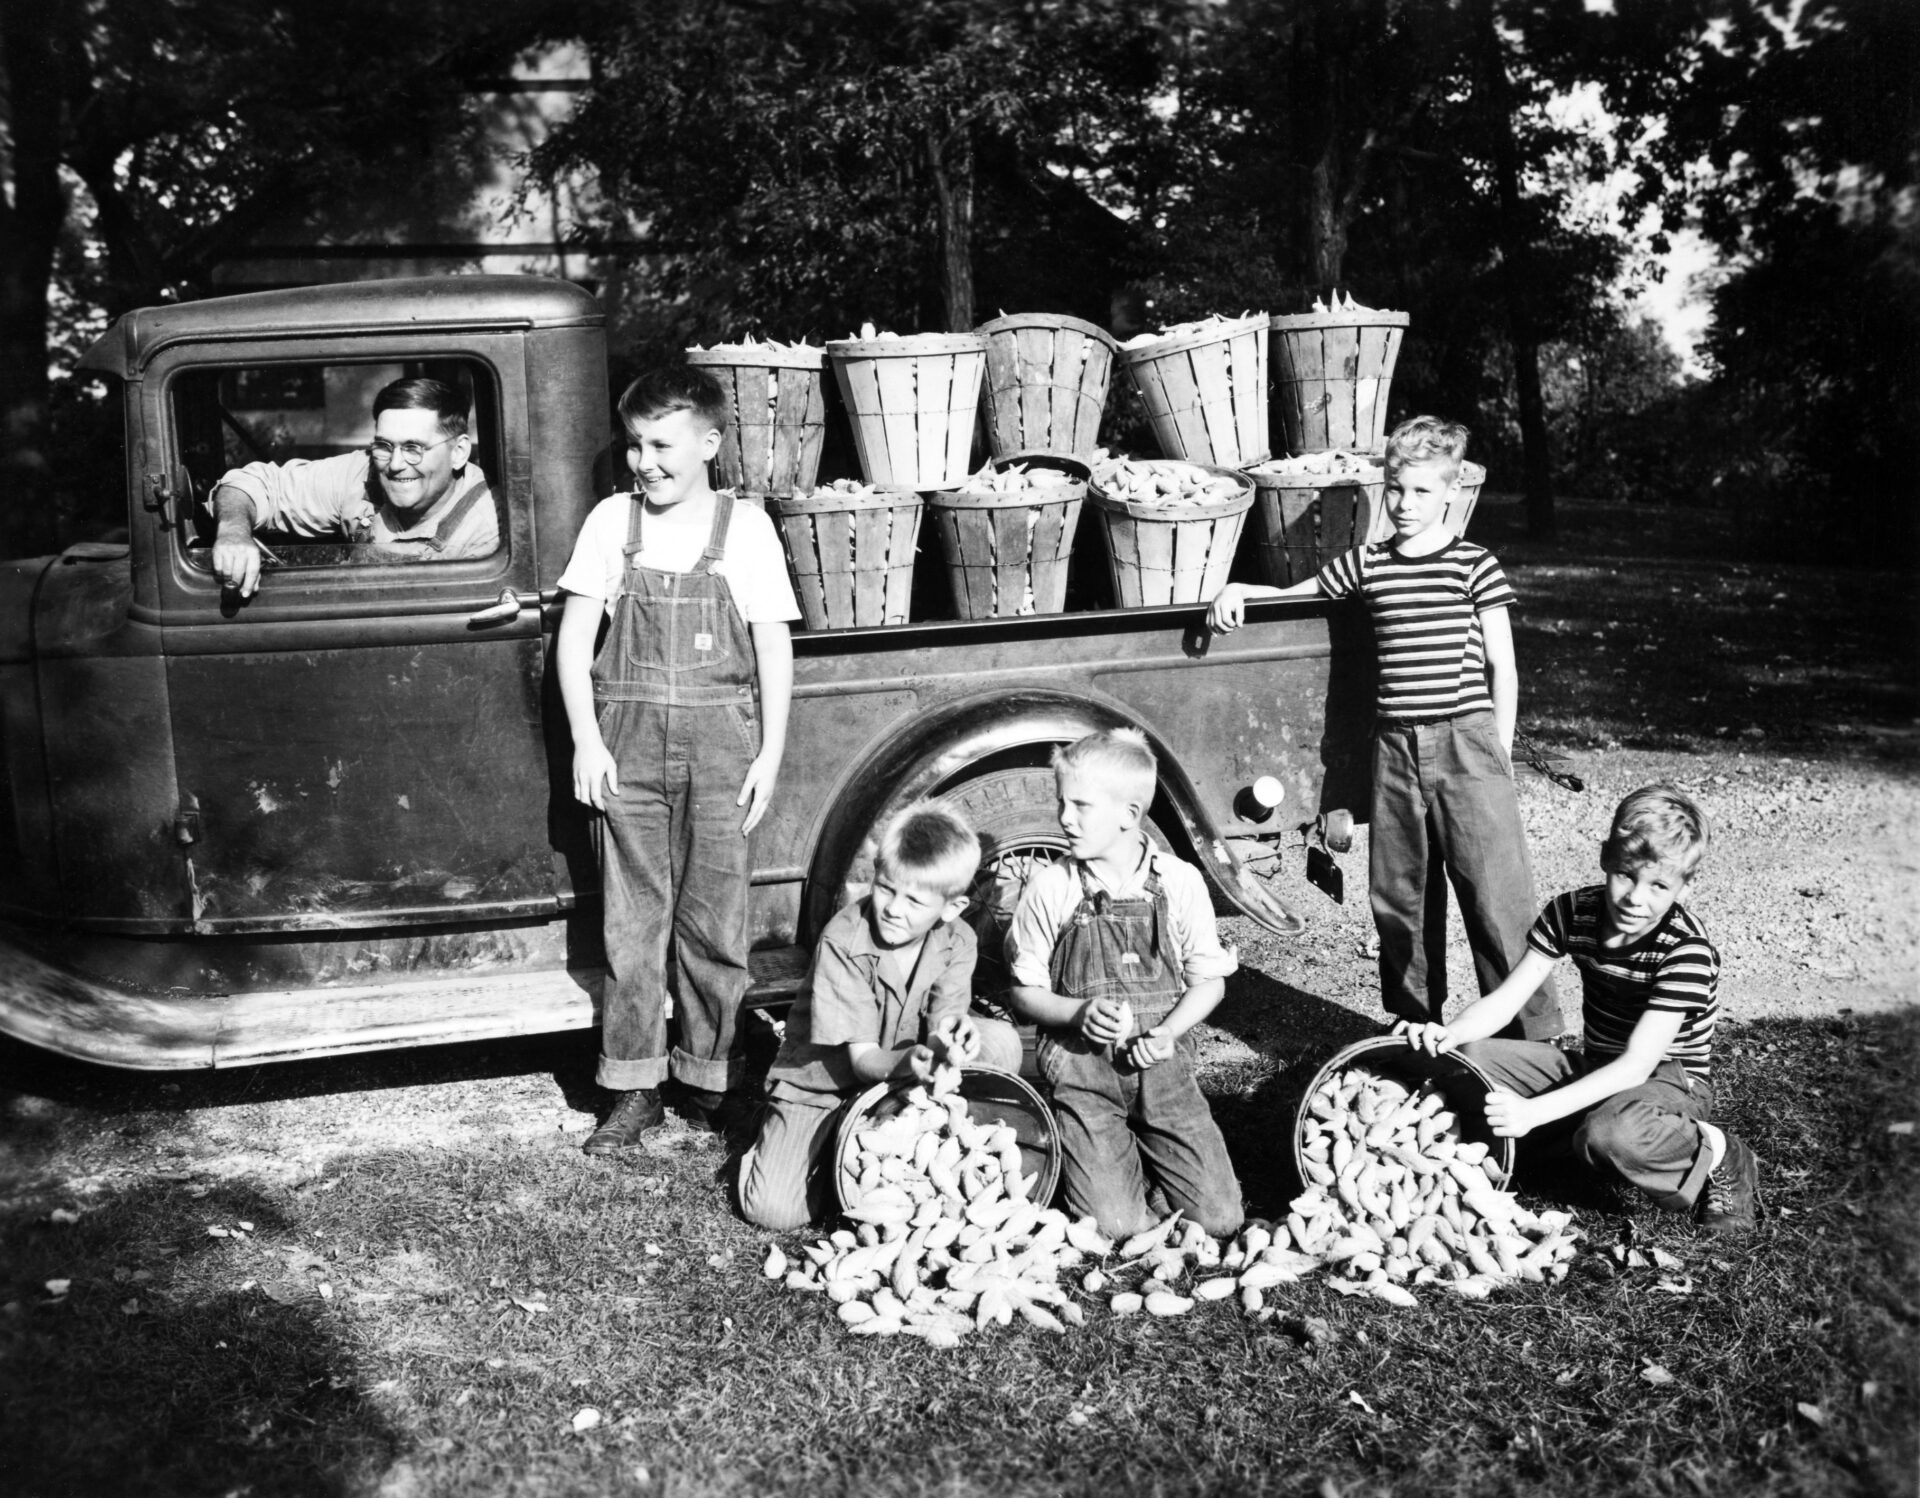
top-left (1700, 1132), bottom-right (1760, 1237)
top-left (582, 1088), bottom-right (665, 1155)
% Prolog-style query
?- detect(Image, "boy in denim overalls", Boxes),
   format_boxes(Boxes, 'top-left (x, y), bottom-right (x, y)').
top-left (556, 368), bottom-right (799, 1150)
top-left (1005, 729), bottom-right (1244, 1240)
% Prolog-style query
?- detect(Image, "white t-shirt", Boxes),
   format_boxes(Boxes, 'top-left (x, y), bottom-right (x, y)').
top-left (558, 490), bottom-right (801, 624)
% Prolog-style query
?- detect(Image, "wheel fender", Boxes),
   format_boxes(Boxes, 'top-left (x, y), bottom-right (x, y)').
top-left (802, 686), bottom-right (1304, 939)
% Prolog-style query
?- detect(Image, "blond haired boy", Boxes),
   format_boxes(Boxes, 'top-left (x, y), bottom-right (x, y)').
top-left (1401, 784), bottom-right (1758, 1236)
top-left (738, 802), bottom-right (1022, 1231)
top-left (1005, 728), bottom-right (1244, 1240)
top-left (1211, 415), bottom-right (1559, 1042)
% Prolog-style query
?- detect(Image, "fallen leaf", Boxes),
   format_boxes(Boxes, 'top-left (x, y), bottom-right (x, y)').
top-left (283, 1247), bottom-right (329, 1275)
top-left (510, 1295), bottom-right (551, 1316)
top-left (185, 1185), bottom-right (211, 1198)
top-left (206, 1225), bottom-right (230, 1238)
top-left (1888, 1121), bottom-right (1915, 1137)
top-left (1641, 1364), bottom-right (1677, 1386)
top-left (44, 1279), bottom-right (71, 1297)
top-left (1347, 1390), bottom-right (1375, 1414)
top-left (317, 1282), bottom-right (334, 1301)
top-left (1650, 1247), bottom-right (1684, 1271)
top-left (121, 1299), bottom-right (140, 1316)
top-left (1653, 1277), bottom-right (1694, 1296)
top-left (643, 1244), bottom-right (662, 1258)
top-left (1626, 1249), bottom-right (1649, 1268)
top-left (1554, 1370), bottom-right (1576, 1386)
top-left (238, 1221), bottom-right (255, 1232)
top-left (47, 1208), bottom-right (80, 1225)
top-left (1796, 1402), bottom-right (1826, 1427)
top-left (1711, 1259), bottom-right (1735, 1272)
top-left (571, 1407), bottom-right (603, 1433)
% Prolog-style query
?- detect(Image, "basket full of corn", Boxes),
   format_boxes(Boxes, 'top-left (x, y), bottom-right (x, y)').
top-left (1087, 454), bottom-right (1253, 608)
top-left (827, 327), bottom-right (988, 491)
top-left (1117, 312), bottom-right (1271, 469)
top-left (773, 480), bottom-right (923, 631)
top-left (1269, 293), bottom-right (1409, 457)
top-left (685, 338), bottom-right (828, 501)
top-left (975, 312), bottom-right (1118, 461)
top-left (926, 453), bottom-right (1088, 619)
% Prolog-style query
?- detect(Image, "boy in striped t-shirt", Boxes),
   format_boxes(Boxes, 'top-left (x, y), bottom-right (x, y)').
top-left (1211, 416), bottom-right (1559, 1041)
top-left (1400, 785), bottom-right (1759, 1236)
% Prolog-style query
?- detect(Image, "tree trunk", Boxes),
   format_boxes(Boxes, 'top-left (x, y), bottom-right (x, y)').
top-left (1308, 155), bottom-right (1347, 292)
top-left (1478, 0), bottom-right (1556, 538)
top-left (0, 1), bottom-right (74, 559)
top-left (927, 121), bottom-right (975, 333)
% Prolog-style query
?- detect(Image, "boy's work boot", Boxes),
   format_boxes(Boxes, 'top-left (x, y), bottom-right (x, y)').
top-left (1699, 1132), bottom-right (1760, 1237)
top-left (583, 1088), bottom-right (665, 1155)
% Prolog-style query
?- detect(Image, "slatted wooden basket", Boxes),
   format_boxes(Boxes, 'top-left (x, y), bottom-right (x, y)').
top-left (1247, 460), bottom-right (1386, 587)
top-left (685, 345), bottom-right (828, 498)
top-left (1088, 460), bottom-right (1253, 608)
top-left (773, 485), bottom-right (923, 630)
top-left (827, 333), bottom-right (988, 490)
top-left (1269, 309), bottom-right (1409, 455)
top-left (1117, 314), bottom-right (1271, 468)
top-left (926, 454), bottom-right (1088, 619)
top-left (976, 313), bottom-right (1118, 460)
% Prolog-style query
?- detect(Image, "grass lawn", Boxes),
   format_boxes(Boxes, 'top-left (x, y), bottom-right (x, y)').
top-left (2, 495), bottom-right (1916, 1497)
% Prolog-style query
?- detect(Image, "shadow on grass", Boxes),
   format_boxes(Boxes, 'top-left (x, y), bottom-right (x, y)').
top-left (0, 1180), bottom-right (397, 1498)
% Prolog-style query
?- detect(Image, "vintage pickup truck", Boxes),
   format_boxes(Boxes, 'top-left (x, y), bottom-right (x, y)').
top-left (0, 275), bottom-right (1370, 1069)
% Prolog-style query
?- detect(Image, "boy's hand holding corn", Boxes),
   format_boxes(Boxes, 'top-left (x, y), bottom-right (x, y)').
top-left (932, 1013), bottom-right (982, 1067)
top-left (1078, 996), bottom-right (1134, 1047)
top-left (1126, 1024), bottom-right (1176, 1069)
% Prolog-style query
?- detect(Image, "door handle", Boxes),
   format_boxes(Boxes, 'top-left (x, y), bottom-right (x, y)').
top-left (466, 587), bottom-right (556, 627)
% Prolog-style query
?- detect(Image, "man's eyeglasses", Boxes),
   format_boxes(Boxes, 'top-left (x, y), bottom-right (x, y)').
top-left (368, 435), bottom-right (457, 465)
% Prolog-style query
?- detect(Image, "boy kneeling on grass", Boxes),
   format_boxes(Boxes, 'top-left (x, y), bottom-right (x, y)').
top-left (738, 803), bottom-right (1023, 1231)
top-left (1006, 729), bottom-right (1244, 1242)
top-left (1400, 784), bottom-right (1759, 1236)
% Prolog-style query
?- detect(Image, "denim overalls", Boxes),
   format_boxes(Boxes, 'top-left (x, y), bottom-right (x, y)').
top-left (590, 490), bottom-right (758, 1094)
top-left (1038, 854), bottom-right (1243, 1239)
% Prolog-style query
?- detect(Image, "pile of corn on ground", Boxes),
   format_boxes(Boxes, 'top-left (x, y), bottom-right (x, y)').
top-left (767, 1060), bottom-right (1580, 1341)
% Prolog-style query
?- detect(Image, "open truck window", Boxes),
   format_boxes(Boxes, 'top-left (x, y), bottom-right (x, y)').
top-left (169, 357), bottom-right (505, 570)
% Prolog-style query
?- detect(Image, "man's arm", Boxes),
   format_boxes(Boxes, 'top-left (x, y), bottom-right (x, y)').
top-left (556, 592), bottom-right (618, 810)
top-left (1481, 604), bottom-right (1518, 755)
top-left (738, 620), bottom-right (792, 834)
top-left (210, 485), bottom-right (265, 597)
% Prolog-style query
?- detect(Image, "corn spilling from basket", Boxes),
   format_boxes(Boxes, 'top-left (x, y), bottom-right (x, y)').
top-left (1290, 1065), bottom-right (1579, 1302)
top-left (770, 1064), bottom-right (1110, 1344)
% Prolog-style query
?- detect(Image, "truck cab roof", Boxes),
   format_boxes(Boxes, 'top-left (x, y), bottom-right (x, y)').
top-left (78, 275), bottom-right (605, 379)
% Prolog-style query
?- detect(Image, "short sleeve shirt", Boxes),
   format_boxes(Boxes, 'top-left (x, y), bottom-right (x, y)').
top-left (1005, 841), bottom-right (1238, 992)
top-left (1317, 538), bottom-right (1515, 720)
top-left (214, 452), bottom-right (500, 559)
top-left (1528, 885), bottom-right (1721, 1083)
top-left (766, 899), bottom-right (977, 1102)
top-left (557, 491), bottom-right (800, 624)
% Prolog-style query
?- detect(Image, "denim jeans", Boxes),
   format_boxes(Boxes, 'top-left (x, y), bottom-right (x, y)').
top-left (1370, 711), bottom-right (1562, 1039)
top-left (1459, 1039), bottom-right (1716, 1210)
top-left (1038, 1003), bottom-right (1244, 1241)
top-left (595, 697), bottom-right (756, 1092)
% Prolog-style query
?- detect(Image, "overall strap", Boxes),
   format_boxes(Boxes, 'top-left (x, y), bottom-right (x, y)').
top-left (621, 491), bottom-right (646, 559)
top-left (696, 490), bottom-right (735, 574)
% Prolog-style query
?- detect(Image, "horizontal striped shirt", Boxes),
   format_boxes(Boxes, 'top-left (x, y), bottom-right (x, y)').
top-left (1528, 886), bottom-right (1721, 1083)
top-left (1317, 539), bottom-right (1515, 720)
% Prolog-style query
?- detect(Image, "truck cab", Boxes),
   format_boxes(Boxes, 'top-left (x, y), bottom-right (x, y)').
top-left (0, 276), bottom-right (1368, 1069)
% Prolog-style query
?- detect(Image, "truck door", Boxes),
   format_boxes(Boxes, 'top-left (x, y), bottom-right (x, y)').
top-left (148, 339), bottom-right (565, 934)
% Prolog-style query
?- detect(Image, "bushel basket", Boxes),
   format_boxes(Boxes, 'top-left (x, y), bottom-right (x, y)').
top-left (827, 333), bottom-right (988, 491)
top-left (686, 345), bottom-right (828, 499)
top-left (1269, 309), bottom-right (1409, 456)
top-left (976, 313), bottom-right (1118, 461)
top-left (773, 486), bottom-right (922, 630)
top-left (1117, 314), bottom-right (1270, 469)
top-left (927, 454), bottom-right (1087, 619)
top-left (1088, 460), bottom-right (1253, 608)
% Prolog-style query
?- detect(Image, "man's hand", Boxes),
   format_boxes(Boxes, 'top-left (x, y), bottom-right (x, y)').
top-left (933, 1014), bottom-right (981, 1067)
top-left (211, 531), bottom-right (264, 598)
top-left (1207, 582), bottom-right (1250, 634)
top-left (1393, 1019), bottom-right (1458, 1056)
top-left (573, 740), bottom-right (620, 811)
top-left (737, 749), bottom-right (780, 834)
top-left (1481, 1087), bottom-right (1540, 1138)
top-left (1078, 996), bottom-right (1135, 1047)
top-left (1127, 1024), bottom-right (1177, 1070)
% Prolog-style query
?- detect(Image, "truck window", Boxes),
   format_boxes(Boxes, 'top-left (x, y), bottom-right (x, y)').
top-left (170, 358), bottom-right (505, 568)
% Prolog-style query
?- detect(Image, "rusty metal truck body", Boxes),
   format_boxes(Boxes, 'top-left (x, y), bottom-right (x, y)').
top-left (0, 276), bottom-right (1368, 1069)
